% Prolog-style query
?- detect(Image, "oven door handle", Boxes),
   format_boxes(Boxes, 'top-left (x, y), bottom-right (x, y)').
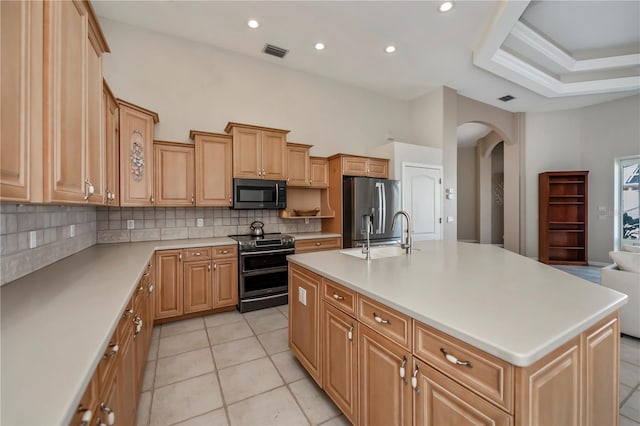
top-left (241, 266), bottom-right (289, 276)
top-left (240, 248), bottom-right (295, 256)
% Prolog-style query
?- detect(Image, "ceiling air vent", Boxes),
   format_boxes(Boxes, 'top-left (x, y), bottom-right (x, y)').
top-left (263, 44), bottom-right (288, 59)
top-left (498, 95), bottom-right (515, 102)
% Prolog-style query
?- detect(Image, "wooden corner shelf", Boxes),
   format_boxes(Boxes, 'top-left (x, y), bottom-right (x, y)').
top-left (280, 187), bottom-right (335, 220)
top-left (539, 171), bottom-right (589, 265)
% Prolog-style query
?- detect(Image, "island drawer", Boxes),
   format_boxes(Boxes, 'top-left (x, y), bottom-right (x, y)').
top-left (182, 247), bottom-right (212, 261)
top-left (296, 237), bottom-right (342, 253)
top-left (213, 245), bottom-right (237, 259)
top-left (357, 295), bottom-right (412, 349)
top-left (413, 321), bottom-right (514, 413)
top-left (323, 279), bottom-right (356, 316)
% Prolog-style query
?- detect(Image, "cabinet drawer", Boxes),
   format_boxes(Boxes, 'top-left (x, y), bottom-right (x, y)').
top-left (414, 321), bottom-right (514, 412)
top-left (357, 295), bottom-right (411, 349)
top-left (323, 279), bottom-right (356, 316)
top-left (182, 247), bottom-right (212, 261)
top-left (213, 245), bottom-right (237, 259)
top-left (296, 237), bottom-right (341, 253)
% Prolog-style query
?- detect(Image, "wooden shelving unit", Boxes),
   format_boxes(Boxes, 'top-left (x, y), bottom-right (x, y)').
top-left (539, 171), bottom-right (589, 265)
top-left (280, 187), bottom-right (335, 219)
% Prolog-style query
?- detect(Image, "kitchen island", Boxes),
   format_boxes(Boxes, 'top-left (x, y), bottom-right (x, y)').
top-left (287, 241), bottom-right (628, 425)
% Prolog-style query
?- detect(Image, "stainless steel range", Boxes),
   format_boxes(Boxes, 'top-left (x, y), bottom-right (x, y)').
top-left (228, 233), bottom-right (295, 313)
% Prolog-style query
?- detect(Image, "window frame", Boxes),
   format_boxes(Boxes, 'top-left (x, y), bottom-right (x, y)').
top-left (614, 155), bottom-right (640, 250)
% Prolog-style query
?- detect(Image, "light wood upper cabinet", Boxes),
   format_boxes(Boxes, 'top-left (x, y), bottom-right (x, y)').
top-left (118, 99), bottom-right (159, 206)
top-left (339, 154), bottom-right (389, 178)
top-left (154, 250), bottom-right (183, 319)
top-left (103, 81), bottom-right (119, 205)
top-left (225, 122), bottom-right (289, 180)
top-left (289, 263), bottom-right (322, 386)
top-left (153, 141), bottom-right (195, 206)
top-left (286, 143), bottom-right (311, 187)
top-left (367, 158), bottom-right (389, 178)
top-left (0, 0), bottom-right (43, 202)
top-left (190, 130), bottom-right (233, 207)
top-left (310, 157), bottom-right (329, 188)
top-left (43, 0), bottom-right (110, 204)
top-left (359, 323), bottom-right (412, 426)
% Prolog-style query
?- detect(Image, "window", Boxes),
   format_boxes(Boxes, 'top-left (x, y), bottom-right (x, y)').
top-left (616, 156), bottom-right (640, 248)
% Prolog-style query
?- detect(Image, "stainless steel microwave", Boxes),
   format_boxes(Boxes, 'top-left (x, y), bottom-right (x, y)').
top-left (232, 178), bottom-right (287, 209)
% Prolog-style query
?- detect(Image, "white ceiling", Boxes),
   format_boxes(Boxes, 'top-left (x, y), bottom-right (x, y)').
top-left (93, 0), bottom-right (640, 113)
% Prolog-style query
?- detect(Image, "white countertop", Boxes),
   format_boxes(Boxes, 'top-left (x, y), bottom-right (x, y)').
top-left (287, 241), bottom-right (628, 367)
top-left (290, 232), bottom-right (341, 241)
top-left (1, 237), bottom-right (236, 426)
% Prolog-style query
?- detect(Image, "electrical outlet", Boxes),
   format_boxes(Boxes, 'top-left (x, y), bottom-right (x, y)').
top-left (298, 287), bottom-right (307, 305)
top-left (127, 220), bottom-right (135, 230)
top-left (196, 218), bottom-right (204, 227)
top-left (29, 231), bottom-right (37, 249)
top-left (304, 218), bottom-right (310, 224)
top-left (69, 224), bottom-right (75, 238)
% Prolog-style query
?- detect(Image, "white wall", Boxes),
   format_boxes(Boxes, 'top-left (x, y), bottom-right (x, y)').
top-left (410, 88), bottom-right (444, 148)
top-left (369, 141), bottom-right (442, 180)
top-left (524, 94), bottom-right (640, 262)
top-left (456, 146), bottom-right (477, 241)
top-left (100, 19), bottom-right (411, 157)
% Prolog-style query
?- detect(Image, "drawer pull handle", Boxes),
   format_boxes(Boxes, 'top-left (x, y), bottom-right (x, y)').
top-left (137, 285), bottom-right (144, 293)
top-left (134, 316), bottom-right (143, 336)
top-left (99, 403), bottom-right (115, 426)
top-left (78, 406), bottom-right (92, 426)
top-left (123, 309), bottom-right (133, 318)
top-left (315, 242), bottom-right (321, 246)
top-left (221, 250), bottom-right (229, 254)
top-left (373, 313), bottom-right (390, 324)
top-left (348, 325), bottom-right (353, 342)
top-left (440, 348), bottom-right (473, 368)
top-left (333, 293), bottom-right (345, 301)
top-left (192, 252), bottom-right (201, 256)
top-left (147, 283), bottom-right (154, 293)
top-left (103, 343), bottom-right (119, 359)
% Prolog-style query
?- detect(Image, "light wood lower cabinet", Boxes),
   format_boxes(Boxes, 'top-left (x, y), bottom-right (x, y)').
top-left (184, 259), bottom-right (213, 314)
top-left (155, 245), bottom-right (238, 320)
top-left (323, 302), bottom-right (358, 424)
top-left (289, 264), bottom-right (322, 385)
top-left (359, 324), bottom-right (412, 426)
top-left (288, 264), bottom-right (620, 426)
top-left (154, 250), bottom-right (183, 319)
top-left (414, 358), bottom-right (512, 426)
top-left (295, 237), bottom-right (342, 254)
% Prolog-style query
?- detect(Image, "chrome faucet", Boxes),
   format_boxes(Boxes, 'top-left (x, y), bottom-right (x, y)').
top-left (361, 214), bottom-right (373, 260)
top-left (391, 210), bottom-right (412, 254)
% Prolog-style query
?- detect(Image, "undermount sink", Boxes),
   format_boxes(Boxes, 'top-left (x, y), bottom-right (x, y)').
top-left (340, 246), bottom-right (417, 260)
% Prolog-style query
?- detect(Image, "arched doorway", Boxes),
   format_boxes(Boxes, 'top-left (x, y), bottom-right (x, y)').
top-left (456, 121), bottom-right (511, 245)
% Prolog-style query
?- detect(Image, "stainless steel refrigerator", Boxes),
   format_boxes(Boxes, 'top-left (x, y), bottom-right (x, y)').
top-left (343, 176), bottom-right (401, 248)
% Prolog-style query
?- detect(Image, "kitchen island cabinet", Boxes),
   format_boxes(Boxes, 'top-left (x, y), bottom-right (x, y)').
top-left (287, 241), bottom-right (627, 426)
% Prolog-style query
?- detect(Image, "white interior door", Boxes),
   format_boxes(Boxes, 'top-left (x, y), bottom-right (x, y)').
top-left (402, 164), bottom-right (442, 241)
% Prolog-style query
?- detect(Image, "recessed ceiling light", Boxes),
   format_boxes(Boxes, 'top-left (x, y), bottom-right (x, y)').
top-left (385, 45), bottom-right (396, 54)
top-left (247, 19), bottom-right (260, 29)
top-left (314, 42), bottom-right (325, 51)
top-left (438, 1), bottom-right (454, 12)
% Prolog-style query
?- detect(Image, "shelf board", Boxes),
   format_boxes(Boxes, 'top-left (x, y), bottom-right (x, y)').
top-left (549, 221), bottom-right (585, 225)
top-left (279, 213), bottom-right (335, 220)
top-left (549, 202), bottom-right (584, 205)
top-left (547, 230), bottom-right (584, 233)
top-left (549, 246), bottom-right (585, 250)
top-left (549, 195), bottom-right (584, 198)
top-left (549, 181), bottom-right (585, 184)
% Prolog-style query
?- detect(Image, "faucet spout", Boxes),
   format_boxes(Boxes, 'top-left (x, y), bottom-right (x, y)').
top-left (391, 210), bottom-right (412, 254)
top-left (361, 214), bottom-right (372, 260)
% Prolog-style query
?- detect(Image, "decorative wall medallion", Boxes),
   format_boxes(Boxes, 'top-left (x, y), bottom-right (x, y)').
top-left (130, 130), bottom-right (144, 181)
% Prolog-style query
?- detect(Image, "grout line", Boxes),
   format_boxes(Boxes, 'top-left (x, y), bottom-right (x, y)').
top-left (621, 382), bottom-right (640, 408)
top-left (620, 414), bottom-right (640, 426)
top-left (204, 322), bottom-right (232, 426)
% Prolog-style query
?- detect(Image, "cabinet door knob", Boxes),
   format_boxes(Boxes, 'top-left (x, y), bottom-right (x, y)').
top-left (99, 403), bottom-right (115, 426)
top-left (213, 262), bottom-right (217, 270)
top-left (83, 179), bottom-right (95, 201)
top-left (123, 309), bottom-right (133, 317)
top-left (78, 406), bottom-right (92, 426)
top-left (399, 356), bottom-right (407, 380)
top-left (411, 365), bottom-right (419, 392)
top-left (191, 195), bottom-right (195, 204)
top-left (208, 263), bottom-right (211, 272)
top-left (134, 316), bottom-right (143, 336)
top-left (150, 195), bottom-right (155, 204)
top-left (137, 285), bottom-right (144, 292)
top-left (347, 325), bottom-right (353, 342)
top-left (179, 253), bottom-right (182, 262)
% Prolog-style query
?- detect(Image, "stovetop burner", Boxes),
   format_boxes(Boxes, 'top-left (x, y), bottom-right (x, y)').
top-left (228, 232), bottom-right (295, 252)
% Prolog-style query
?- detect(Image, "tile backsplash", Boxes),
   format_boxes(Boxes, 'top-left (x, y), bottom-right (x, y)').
top-left (0, 204), bottom-right (96, 285)
top-left (96, 207), bottom-right (321, 243)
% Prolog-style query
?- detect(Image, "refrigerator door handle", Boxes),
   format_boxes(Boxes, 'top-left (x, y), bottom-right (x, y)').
top-left (381, 183), bottom-right (387, 234)
top-left (376, 183), bottom-right (383, 234)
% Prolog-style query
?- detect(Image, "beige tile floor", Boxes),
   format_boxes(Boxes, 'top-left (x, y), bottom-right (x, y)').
top-left (137, 305), bottom-right (640, 426)
top-left (137, 305), bottom-right (346, 426)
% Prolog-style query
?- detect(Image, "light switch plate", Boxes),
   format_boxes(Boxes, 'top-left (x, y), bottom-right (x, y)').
top-left (127, 220), bottom-right (135, 230)
top-left (29, 231), bottom-right (37, 249)
top-left (196, 218), bottom-right (204, 227)
top-left (69, 224), bottom-right (75, 237)
top-left (298, 287), bottom-right (307, 305)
